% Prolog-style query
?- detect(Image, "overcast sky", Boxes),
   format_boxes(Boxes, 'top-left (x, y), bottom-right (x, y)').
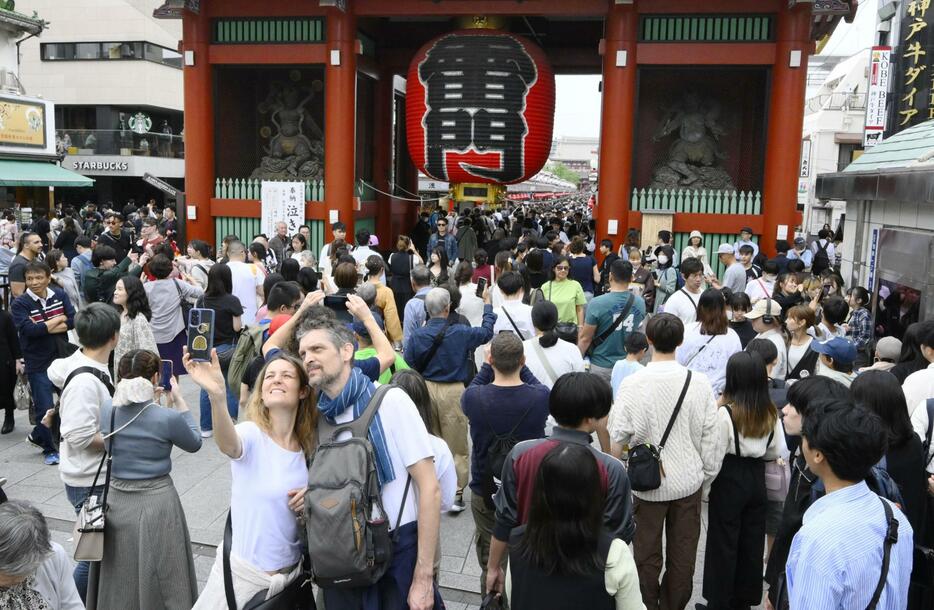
top-left (554, 75), bottom-right (602, 139)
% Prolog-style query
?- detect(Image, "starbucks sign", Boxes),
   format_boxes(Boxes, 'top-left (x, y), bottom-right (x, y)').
top-left (128, 112), bottom-right (152, 135)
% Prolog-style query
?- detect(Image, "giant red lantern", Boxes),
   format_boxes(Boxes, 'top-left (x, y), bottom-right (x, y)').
top-left (406, 29), bottom-right (555, 186)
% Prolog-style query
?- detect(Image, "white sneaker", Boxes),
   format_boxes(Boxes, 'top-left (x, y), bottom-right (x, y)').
top-left (200, 430), bottom-right (213, 438)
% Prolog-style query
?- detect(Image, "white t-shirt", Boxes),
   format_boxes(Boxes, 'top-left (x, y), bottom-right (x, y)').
top-left (676, 323), bottom-right (743, 395)
top-left (745, 277), bottom-right (776, 304)
top-left (755, 328), bottom-right (787, 380)
top-left (333, 387), bottom-right (434, 529)
top-left (227, 260), bottom-right (263, 324)
top-left (786, 338), bottom-right (812, 377)
top-left (352, 246), bottom-right (378, 275)
top-left (664, 288), bottom-right (702, 324)
top-left (430, 435), bottom-right (457, 511)
top-left (493, 300), bottom-right (535, 340)
top-left (230, 422), bottom-right (308, 571)
top-left (522, 336), bottom-right (586, 388)
top-left (457, 284), bottom-right (485, 327)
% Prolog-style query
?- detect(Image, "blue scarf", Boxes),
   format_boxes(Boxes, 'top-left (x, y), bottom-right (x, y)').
top-left (317, 368), bottom-right (395, 486)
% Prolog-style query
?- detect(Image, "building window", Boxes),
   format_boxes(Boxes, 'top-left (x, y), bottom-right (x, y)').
top-left (40, 41), bottom-right (182, 69)
top-left (837, 143), bottom-right (863, 172)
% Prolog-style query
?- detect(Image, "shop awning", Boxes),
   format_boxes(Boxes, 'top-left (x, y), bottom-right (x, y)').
top-left (0, 159), bottom-right (95, 188)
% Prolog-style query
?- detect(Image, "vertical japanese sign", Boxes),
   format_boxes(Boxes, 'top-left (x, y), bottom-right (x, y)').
top-left (864, 46), bottom-right (891, 147)
top-left (888, 0), bottom-right (934, 137)
top-left (260, 181), bottom-right (305, 239)
top-left (800, 140), bottom-right (811, 177)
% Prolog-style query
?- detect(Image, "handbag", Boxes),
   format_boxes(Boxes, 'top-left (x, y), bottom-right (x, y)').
top-left (627, 372), bottom-right (692, 492)
top-left (175, 279), bottom-right (193, 327)
top-left (547, 282), bottom-right (579, 344)
top-left (73, 402), bottom-right (151, 562)
top-left (73, 407), bottom-right (116, 562)
top-left (14, 373), bottom-right (31, 411)
top-left (765, 458), bottom-right (790, 502)
top-left (223, 513), bottom-right (315, 610)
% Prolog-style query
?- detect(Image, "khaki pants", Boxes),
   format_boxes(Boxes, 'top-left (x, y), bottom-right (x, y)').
top-left (633, 489), bottom-right (702, 610)
top-left (424, 379), bottom-right (469, 490)
top-left (471, 492), bottom-right (509, 598)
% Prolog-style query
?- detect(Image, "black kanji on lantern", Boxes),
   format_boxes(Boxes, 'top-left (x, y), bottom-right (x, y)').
top-left (418, 34), bottom-right (537, 182)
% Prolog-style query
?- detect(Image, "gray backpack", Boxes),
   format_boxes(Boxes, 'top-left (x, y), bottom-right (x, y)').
top-left (304, 384), bottom-right (411, 588)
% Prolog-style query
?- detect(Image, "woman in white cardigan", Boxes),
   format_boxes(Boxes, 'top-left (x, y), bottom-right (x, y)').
top-left (681, 230), bottom-right (713, 277)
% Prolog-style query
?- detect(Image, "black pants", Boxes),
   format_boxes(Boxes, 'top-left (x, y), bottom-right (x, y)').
top-left (0, 362), bottom-right (14, 417)
top-left (703, 454), bottom-right (767, 610)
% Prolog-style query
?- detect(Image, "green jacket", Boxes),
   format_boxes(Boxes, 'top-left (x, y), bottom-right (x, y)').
top-left (355, 347), bottom-right (408, 385)
top-left (82, 257), bottom-right (141, 303)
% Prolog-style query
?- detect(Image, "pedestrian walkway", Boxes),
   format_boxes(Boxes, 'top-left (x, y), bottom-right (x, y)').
top-left (0, 376), bottom-right (765, 609)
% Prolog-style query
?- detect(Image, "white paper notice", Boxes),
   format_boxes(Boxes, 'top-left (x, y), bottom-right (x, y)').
top-left (329, 209), bottom-right (340, 224)
top-left (777, 225), bottom-right (788, 240)
top-left (607, 219), bottom-right (619, 235)
top-left (260, 181), bottom-right (305, 238)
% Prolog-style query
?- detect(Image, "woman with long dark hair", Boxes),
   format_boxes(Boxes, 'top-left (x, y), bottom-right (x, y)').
top-left (676, 288), bottom-right (742, 395)
top-left (428, 244), bottom-right (450, 287)
top-left (521, 300), bottom-right (585, 390)
top-left (387, 235), bottom-right (422, 322)
top-left (113, 275), bottom-right (158, 383)
top-left (890, 321), bottom-right (930, 383)
top-left (507, 442), bottom-right (642, 609)
top-left (52, 212), bottom-right (80, 261)
top-left (198, 263), bottom-right (244, 437)
top-left (851, 371), bottom-right (927, 531)
top-left (783, 304), bottom-right (819, 380)
top-left (94, 349), bottom-right (202, 609)
top-left (701, 351), bottom-right (783, 610)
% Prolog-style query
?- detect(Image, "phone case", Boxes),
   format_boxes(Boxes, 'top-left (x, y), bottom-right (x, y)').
top-left (160, 362), bottom-right (173, 390)
top-left (187, 308), bottom-right (215, 362)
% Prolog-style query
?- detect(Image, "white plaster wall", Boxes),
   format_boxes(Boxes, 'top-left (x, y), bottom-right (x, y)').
top-left (0, 29), bottom-right (19, 77)
top-left (14, 0), bottom-right (181, 110)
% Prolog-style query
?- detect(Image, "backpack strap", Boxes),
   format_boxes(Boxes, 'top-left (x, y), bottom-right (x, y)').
top-left (501, 306), bottom-right (525, 339)
top-left (346, 383), bottom-right (395, 440)
top-left (678, 288), bottom-right (697, 312)
top-left (659, 371), bottom-right (692, 451)
top-left (62, 366), bottom-right (115, 398)
top-left (587, 293), bottom-right (634, 356)
top-left (531, 339), bottom-right (559, 386)
top-left (866, 497), bottom-right (899, 610)
top-left (924, 398), bottom-right (934, 468)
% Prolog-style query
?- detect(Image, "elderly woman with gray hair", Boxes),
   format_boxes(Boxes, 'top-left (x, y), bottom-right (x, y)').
top-left (0, 500), bottom-right (83, 609)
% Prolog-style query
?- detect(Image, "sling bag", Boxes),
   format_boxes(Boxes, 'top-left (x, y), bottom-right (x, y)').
top-left (678, 288), bottom-right (698, 313)
top-left (685, 335), bottom-right (716, 366)
top-left (531, 340), bottom-right (560, 386)
top-left (586, 293), bottom-right (634, 357)
top-left (501, 306), bottom-right (526, 340)
top-left (627, 371), bottom-right (692, 491)
top-left (413, 320), bottom-right (452, 373)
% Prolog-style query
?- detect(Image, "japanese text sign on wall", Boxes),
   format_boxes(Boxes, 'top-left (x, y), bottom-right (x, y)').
top-left (889, 0), bottom-right (934, 136)
top-left (261, 181), bottom-right (305, 239)
top-left (864, 46), bottom-right (891, 147)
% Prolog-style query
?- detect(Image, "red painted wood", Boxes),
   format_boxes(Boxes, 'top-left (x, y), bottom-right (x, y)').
top-left (628, 212), bottom-right (765, 235)
top-left (324, 4), bottom-right (358, 237)
top-left (210, 199), bottom-right (377, 220)
top-left (182, 10), bottom-right (214, 243)
top-left (637, 43), bottom-right (776, 65)
top-left (208, 44), bottom-right (328, 65)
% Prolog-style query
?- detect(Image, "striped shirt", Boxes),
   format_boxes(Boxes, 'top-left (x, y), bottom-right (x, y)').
top-left (786, 481), bottom-right (913, 609)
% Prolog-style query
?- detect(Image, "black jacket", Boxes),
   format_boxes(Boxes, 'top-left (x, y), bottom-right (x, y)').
top-left (0, 309), bottom-right (21, 367)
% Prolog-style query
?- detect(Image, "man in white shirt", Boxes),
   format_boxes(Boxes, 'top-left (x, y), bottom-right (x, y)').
top-left (903, 321), bottom-right (934, 472)
top-left (491, 271), bottom-right (534, 339)
top-left (660, 257), bottom-right (705, 324)
top-left (225, 241), bottom-right (264, 323)
top-left (744, 298), bottom-right (786, 380)
top-left (46, 303), bottom-right (120, 602)
top-left (608, 313), bottom-right (720, 610)
top-left (711, 243), bottom-right (747, 294)
top-left (745, 260), bottom-right (778, 304)
top-left (351, 229), bottom-right (379, 276)
top-left (733, 226), bottom-right (759, 259)
top-left (297, 312), bottom-right (441, 610)
top-left (318, 221), bottom-right (348, 278)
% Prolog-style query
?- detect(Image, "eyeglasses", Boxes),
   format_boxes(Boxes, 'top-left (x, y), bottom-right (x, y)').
top-left (555, 265), bottom-right (569, 271)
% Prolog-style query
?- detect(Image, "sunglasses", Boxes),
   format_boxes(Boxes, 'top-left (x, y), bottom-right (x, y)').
top-left (555, 265), bottom-right (569, 271)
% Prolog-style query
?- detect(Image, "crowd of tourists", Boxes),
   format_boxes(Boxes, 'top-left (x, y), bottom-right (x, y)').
top-left (0, 199), bottom-right (932, 610)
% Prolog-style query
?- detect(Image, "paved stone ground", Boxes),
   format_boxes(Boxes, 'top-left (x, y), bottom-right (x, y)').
top-left (1, 375), bottom-right (766, 609)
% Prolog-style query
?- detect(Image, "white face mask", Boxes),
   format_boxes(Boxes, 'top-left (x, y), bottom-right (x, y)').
top-left (725, 309), bottom-right (733, 321)
top-left (657, 255), bottom-right (669, 266)
top-left (816, 360), bottom-right (832, 376)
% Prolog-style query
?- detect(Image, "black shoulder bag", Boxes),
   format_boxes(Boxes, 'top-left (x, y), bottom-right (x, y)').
top-left (175, 279), bottom-right (193, 326)
top-left (627, 371), bottom-right (692, 492)
top-left (586, 293), bottom-right (634, 357)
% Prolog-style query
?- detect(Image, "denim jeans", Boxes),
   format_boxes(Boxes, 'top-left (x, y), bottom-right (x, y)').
top-left (27, 370), bottom-right (55, 454)
top-left (65, 483), bottom-right (104, 603)
top-left (199, 343), bottom-right (239, 431)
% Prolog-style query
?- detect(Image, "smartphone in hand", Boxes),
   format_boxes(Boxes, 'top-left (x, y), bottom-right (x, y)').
top-left (160, 360), bottom-right (173, 391)
top-left (187, 308), bottom-right (215, 362)
top-left (476, 276), bottom-right (488, 298)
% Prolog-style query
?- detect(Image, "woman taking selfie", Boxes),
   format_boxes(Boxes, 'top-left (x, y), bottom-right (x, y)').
top-left (93, 349), bottom-right (202, 610)
top-left (187, 349), bottom-right (314, 609)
